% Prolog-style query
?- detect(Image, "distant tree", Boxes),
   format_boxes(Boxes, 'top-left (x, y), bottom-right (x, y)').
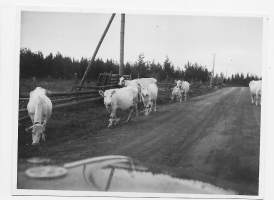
top-left (136, 53), bottom-right (147, 78)
top-left (20, 48), bottom-right (261, 85)
top-left (163, 56), bottom-right (175, 80)
top-left (184, 61), bottom-right (210, 83)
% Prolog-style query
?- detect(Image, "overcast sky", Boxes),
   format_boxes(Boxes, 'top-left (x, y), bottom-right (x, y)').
top-left (21, 11), bottom-right (263, 77)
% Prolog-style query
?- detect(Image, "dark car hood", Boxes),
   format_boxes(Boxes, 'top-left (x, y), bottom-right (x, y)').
top-left (18, 155), bottom-right (236, 194)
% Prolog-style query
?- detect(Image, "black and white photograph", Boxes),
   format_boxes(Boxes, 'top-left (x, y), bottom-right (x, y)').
top-left (15, 10), bottom-right (263, 197)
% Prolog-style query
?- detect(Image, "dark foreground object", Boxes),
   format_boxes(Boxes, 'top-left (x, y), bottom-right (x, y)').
top-left (18, 155), bottom-right (235, 194)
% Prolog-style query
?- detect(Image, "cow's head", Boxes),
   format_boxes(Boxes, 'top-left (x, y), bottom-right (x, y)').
top-left (25, 123), bottom-right (46, 145)
top-left (139, 86), bottom-right (151, 116)
top-left (144, 102), bottom-right (152, 116)
top-left (118, 76), bottom-right (126, 86)
top-left (175, 80), bottom-right (182, 88)
top-left (99, 89), bottom-right (116, 113)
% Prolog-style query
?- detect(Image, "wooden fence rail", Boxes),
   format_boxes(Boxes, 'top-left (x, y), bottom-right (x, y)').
top-left (19, 96), bottom-right (103, 122)
top-left (19, 84), bottom-right (118, 99)
top-left (18, 83), bottom-right (120, 122)
top-left (76, 84), bottom-right (118, 90)
top-left (19, 90), bottom-right (97, 98)
top-left (51, 94), bottom-right (99, 103)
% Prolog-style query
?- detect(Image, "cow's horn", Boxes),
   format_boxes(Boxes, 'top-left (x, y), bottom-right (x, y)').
top-left (25, 125), bottom-right (34, 133)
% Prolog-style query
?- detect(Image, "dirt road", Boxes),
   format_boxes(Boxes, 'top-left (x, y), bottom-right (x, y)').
top-left (18, 87), bottom-right (261, 195)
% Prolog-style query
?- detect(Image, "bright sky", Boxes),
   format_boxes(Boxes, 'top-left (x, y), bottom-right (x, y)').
top-left (21, 11), bottom-right (263, 77)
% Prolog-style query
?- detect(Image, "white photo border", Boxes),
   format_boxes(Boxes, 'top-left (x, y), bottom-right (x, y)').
top-left (11, 4), bottom-right (270, 200)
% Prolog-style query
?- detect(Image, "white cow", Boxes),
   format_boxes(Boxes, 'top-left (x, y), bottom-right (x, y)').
top-left (25, 87), bottom-right (52, 145)
top-left (119, 76), bottom-right (158, 113)
top-left (249, 80), bottom-right (262, 106)
top-left (118, 77), bottom-right (157, 88)
top-left (175, 80), bottom-right (182, 87)
top-left (181, 81), bottom-right (190, 101)
top-left (99, 85), bottom-right (140, 127)
top-left (139, 83), bottom-right (158, 116)
top-left (174, 80), bottom-right (190, 102)
top-left (171, 85), bottom-right (183, 102)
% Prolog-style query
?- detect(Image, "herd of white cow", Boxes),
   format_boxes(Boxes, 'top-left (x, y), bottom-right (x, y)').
top-left (24, 77), bottom-right (261, 145)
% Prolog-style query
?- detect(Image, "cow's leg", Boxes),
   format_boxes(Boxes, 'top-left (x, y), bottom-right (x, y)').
top-left (133, 99), bottom-right (139, 118)
top-left (171, 94), bottom-right (174, 102)
top-left (255, 93), bottom-right (259, 106)
top-left (41, 132), bottom-right (46, 141)
top-left (126, 107), bottom-right (134, 122)
top-left (135, 103), bottom-right (139, 118)
top-left (184, 92), bottom-right (187, 102)
top-left (149, 102), bottom-right (152, 113)
top-left (108, 110), bottom-right (117, 127)
top-left (42, 118), bottom-right (48, 130)
top-left (153, 99), bottom-right (157, 112)
top-left (180, 91), bottom-right (184, 102)
top-left (251, 94), bottom-right (254, 104)
top-left (179, 94), bottom-right (182, 103)
top-left (42, 119), bottom-right (49, 141)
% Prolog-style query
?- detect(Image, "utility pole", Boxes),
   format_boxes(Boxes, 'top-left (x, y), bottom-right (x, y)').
top-left (210, 53), bottom-right (216, 88)
top-left (78, 13), bottom-right (116, 90)
top-left (119, 13), bottom-right (125, 76)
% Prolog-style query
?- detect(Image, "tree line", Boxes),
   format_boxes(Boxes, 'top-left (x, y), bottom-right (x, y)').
top-left (20, 48), bottom-right (260, 86)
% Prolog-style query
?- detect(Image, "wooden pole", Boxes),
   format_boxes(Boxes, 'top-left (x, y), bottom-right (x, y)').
top-left (210, 53), bottom-right (216, 88)
top-left (78, 13), bottom-right (116, 90)
top-left (119, 13), bottom-right (125, 76)
top-left (212, 53), bottom-right (216, 78)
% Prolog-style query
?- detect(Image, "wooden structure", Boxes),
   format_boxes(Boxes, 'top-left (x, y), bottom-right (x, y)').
top-left (78, 13), bottom-right (116, 90)
top-left (79, 13), bottom-right (126, 90)
top-left (119, 14), bottom-right (125, 76)
top-left (19, 13), bottom-right (129, 124)
top-left (96, 72), bottom-right (131, 86)
top-left (210, 53), bottom-right (216, 88)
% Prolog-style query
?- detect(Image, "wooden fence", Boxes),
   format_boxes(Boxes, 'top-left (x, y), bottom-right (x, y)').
top-left (18, 73), bottom-right (134, 123)
top-left (19, 78), bottom-right (120, 123)
top-left (18, 78), bottom-right (176, 123)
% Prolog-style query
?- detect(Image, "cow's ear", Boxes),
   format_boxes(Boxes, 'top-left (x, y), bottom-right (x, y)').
top-left (174, 80), bottom-right (177, 83)
top-left (98, 90), bottom-right (104, 97)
